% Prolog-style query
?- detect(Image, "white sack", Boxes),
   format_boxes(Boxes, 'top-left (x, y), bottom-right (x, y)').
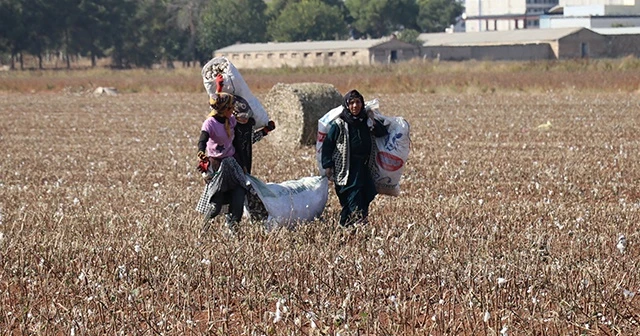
top-left (316, 99), bottom-right (410, 196)
top-left (245, 174), bottom-right (329, 230)
top-left (315, 105), bottom-right (343, 177)
top-left (367, 99), bottom-right (411, 196)
top-left (202, 57), bottom-right (269, 128)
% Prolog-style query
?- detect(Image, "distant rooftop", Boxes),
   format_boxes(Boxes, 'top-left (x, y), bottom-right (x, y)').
top-left (592, 27), bottom-right (640, 35)
top-left (216, 38), bottom-right (393, 53)
top-left (419, 27), bottom-right (586, 46)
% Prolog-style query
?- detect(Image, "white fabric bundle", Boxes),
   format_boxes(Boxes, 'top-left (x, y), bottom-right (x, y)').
top-left (202, 57), bottom-right (269, 128)
top-left (245, 175), bottom-right (329, 230)
top-left (316, 99), bottom-right (410, 196)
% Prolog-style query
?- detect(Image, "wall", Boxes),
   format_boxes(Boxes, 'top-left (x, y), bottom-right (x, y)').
top-left (370, 45), bottom-right (420, 64)
top-left (422, 44), bottom-right (553, 60)
top-left (215, 49), bottom-right (372, 69)
top-left (606, 34), bottom-right (640, 57)
top-left (556, 30), bottom-right (609, 58)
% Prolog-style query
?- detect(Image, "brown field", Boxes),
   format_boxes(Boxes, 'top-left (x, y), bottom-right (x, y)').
top-left (2, 66), bottom-right (640, 335)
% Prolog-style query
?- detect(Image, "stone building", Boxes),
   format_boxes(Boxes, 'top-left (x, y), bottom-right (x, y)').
top-left (213, 37), bottom-right (420, 69)
top-left (419, 27), bottom-right (609, 60)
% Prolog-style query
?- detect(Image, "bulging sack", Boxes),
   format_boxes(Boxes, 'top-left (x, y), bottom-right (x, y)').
top-left (316, 99), bottom-right (410, 196)
top-left (202, 57), bottom-right (269, 128)
top-left (368, 99), bottom-right (411, 196)
top-left (245, 175), bottom-right (329, 230)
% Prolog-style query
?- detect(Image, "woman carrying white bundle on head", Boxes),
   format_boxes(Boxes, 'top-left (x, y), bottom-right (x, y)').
top-left (195, 92), bottom-right (248, 234)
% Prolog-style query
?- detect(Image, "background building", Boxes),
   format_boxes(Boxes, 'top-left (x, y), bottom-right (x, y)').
top-left (541, 0), bottom-right (640, 28)
top-left (419, 27), bottom-right (608, 60)
top-left (214, 38), bottom-right (419, 69)
top-left (464, 0), bottom-right (559, 31)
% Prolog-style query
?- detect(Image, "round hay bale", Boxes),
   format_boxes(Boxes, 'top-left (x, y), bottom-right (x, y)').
top-left (264, 82), bottom-right (342, 148)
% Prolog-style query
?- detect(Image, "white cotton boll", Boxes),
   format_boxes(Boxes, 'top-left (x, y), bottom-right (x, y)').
top-left (201, 259), bottom-right (211, 265)
top-left (73, 198), bottom-right (80, 205)
top-left (306, 312), bottom-right (318, 329)
top-left (273, 301), bottom-right (282, 323)
top-left (617, 235), bottom-right (627, 254)
top-left (623, 289), bottom-right (635, 299)
top-left (500, 326), bottom-right (508, 335)
top-left (117, 265), bottom-right (127, 280)
top-left (483, 311), bottom-right (490, 322)
top-left (497, 278), bottom-right (507, 285)
top-left (377, 249), bottom-right (384, 257)
top-left (134, 244), bottom-right (141, 253)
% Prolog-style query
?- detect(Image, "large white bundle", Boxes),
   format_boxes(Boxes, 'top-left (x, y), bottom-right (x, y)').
top-left (245, 175), bottom-right (329, 231)
top-left (316, 99), bottom-right (410, 196)
top-left (202, 57), bottom-right (269, 128)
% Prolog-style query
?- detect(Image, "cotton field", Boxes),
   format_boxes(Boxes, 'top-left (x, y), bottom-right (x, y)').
top-left (1, 88), bottom-right (639, 335)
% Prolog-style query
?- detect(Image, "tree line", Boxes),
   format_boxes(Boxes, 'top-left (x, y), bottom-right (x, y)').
top-left (0, 0), bottom-right (463, 70)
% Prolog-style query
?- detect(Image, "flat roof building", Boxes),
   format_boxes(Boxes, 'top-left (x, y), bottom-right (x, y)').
top-left (214, 38), bottom-right (420, 69)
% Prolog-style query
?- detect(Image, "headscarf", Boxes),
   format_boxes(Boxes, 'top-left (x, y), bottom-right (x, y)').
top-left (340, 89), bottom-right (367, 126)
top-left (209, 92), bottom-right (234, 137)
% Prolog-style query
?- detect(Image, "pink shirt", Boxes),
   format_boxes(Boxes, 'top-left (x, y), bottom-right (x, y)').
top-left (201, 116), bottom-right (237, 159)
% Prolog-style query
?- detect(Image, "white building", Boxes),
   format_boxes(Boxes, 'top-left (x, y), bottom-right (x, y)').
top-left (541, 0), bottom-right (640, 28)
top-left (464, 0), bottom-right (559, 31)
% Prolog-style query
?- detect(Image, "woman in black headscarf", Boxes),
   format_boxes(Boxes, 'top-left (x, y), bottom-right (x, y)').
top-left (321, 90), bottom-right (388, 227)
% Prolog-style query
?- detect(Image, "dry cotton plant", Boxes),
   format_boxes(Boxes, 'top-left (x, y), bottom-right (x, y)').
top-left (1, 89), bottom-right (640, 335)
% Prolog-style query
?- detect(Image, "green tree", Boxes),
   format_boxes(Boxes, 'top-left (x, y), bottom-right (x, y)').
top-left (268, 0), bottom-right (347, 42)
top-left (417, 0), bottom-right (463, 33)
top-left (198, 0), bottom-right (267, 60)
top-left (396, 28), bottom-right (421, 46)
top-left (64, 0), bottom-right (115, 68)
top-left (22, 0), bottom-right (60, 69)
top-left (345, 0), bottom-right (419, 38)
top-left (267, 0), bottom-right (346, 19)
top-left (0, 0), bottom-right (23, 68)
top-left (167, 0), bottom-right (207, 66)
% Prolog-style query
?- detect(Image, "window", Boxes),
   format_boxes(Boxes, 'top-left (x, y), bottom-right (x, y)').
top-left (291, 53), bottom-right (297, 58)
top-left (243, 54), bottom-right (251, 59)
top-left (316, 52), bottom-right (323, 57)
top-left (267, 53), bottom-right (274, 59)
top-left (352, 51), bottom-right (358, 56)
top-left (279, 53), bottom-right (286, 58)
top-left (304, 52), bottom-right (310, 58)
top-left (328, 52), bottom-right (334, 57)
top-left (232, 54), bottom-right (239, 59)
top-left (340, 51), bottom-right (346, 56)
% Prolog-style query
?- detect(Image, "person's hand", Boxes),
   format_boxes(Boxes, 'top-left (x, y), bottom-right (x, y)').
top-left (325, 167), bottom-right (333, 181)
top-left (266, 120), bottom-right (276, 131)
top-left (263, 120), bottom-right (276, 134)
top-left (197, 151), bottom-right (207, 162)
top-left (215, 74), bottom-right (224, 93)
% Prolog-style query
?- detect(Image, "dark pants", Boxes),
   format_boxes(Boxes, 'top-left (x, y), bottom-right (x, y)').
top-left (337, 188), bottom-right (370, 227)
top-left (203, 187), bottom-right (246, 230)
